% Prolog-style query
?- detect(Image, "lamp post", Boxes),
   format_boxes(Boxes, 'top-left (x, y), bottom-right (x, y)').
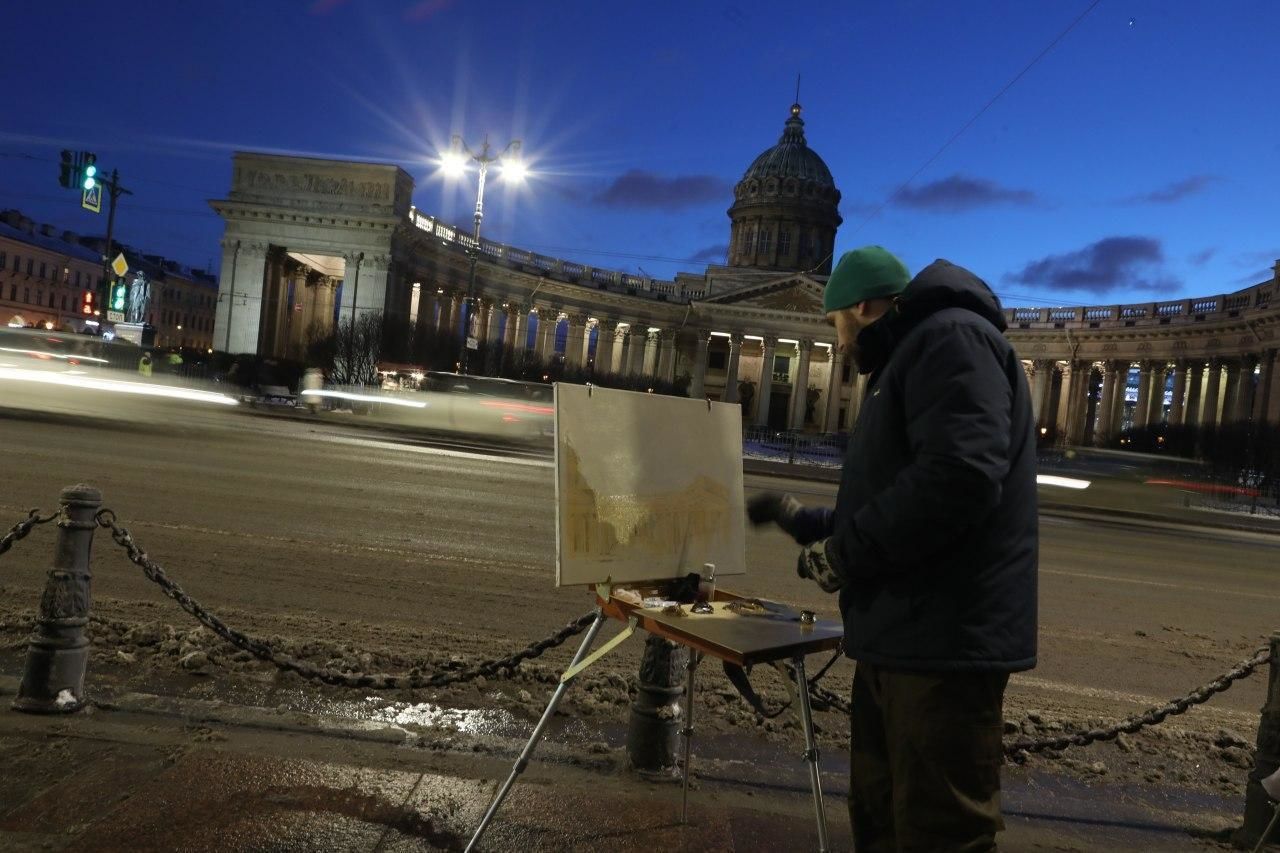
top-left (440, 134), bottom-right (525, 375)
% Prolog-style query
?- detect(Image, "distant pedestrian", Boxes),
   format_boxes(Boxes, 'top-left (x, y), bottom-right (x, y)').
top-left (749, 246), bottom-right (1039, 851)
top-left (302, 367), bottom-right (324, 414)
top-left (138, 352), bottom-right (153, 378)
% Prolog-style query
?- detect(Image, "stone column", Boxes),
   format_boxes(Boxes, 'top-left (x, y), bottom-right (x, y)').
top-left (1264, 350), bottom-right (1280, 426)
top-left (1134, 361), bottom-right (1154, 429)
top-left (788, 340), bottom-right (813, 430)
top-left (1150, 362), bottom-right (1171, 425)
top-left (1030, 360), bottom-right (1051, 426)
top-left (754, 336), bottom-right (778, 427)
top-left (500, 304), bottom-right (517, 350)
top-left (511, 306), bottom-right (530, 357)
top-left (1169, 360), bottom-right (1189, 426)
top-left (443, 292), bottom-right (462, 342)
top-left (536, 308), bottom-right (559, 360)
top-left (212, 241), bottom-right (265, 355)
top-left (1184, 360), bottom-right (1205, 427)
top-left (1066, 364), bottom-right (1091, 446)
top-left (595, 319), bottom-right (617, 375)
top-left (642, 329), bottom-right (659, 378)
top-left (610, 323), bottom-right (628, 374)
top-left (487, 300), bottom-right (504, 346)
top-left (1233, 356), bottom-right (1257, 423)
top-left (564, 313), bottom-right (587, 369)
top-left (823, 346), bottom-right (846, 433)
top-left (1095, 361), bottom-right (1120, 445)
top-left (689, 331), bottom-right (711, 399)
top-left (1053, 362), bottom-right (1075, 440)
top-left (656, 329), bottom-right (677, 383)
top-left (845, 373), bottom-right (867, 431)
top-left (1203, 358), bottom-right (1224, 427)
top-left (722, 334), bottom-right (742, 403)
top-left (1222, 360), bottom-right (1242, 426)
top-left (626, 327), bottom-right (647, 377)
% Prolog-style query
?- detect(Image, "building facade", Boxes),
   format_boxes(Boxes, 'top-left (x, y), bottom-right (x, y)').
top-left (0, 210), bottom-right (104, 331)
top-left (209, 108), bottom-right (1280, 438)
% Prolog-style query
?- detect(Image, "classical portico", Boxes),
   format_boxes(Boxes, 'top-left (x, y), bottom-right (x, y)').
top-left (207, 116), bottom-right (1280, 442)
top-left (210, 152), bottom-right (414, 357)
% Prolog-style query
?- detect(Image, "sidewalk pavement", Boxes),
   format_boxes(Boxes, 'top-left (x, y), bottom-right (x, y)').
top-left (0, 678), bottom-right (1241, 852)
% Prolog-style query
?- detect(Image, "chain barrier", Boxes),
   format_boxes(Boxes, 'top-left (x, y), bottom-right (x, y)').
top-left (1003, 645), bottom-right (1270, 757)
top-left (84, 507), bottom-right (1270, 757)
top-left (0, 509), bottom-right (59, 560)
top-left (93, 508), bottom-right (597, 691)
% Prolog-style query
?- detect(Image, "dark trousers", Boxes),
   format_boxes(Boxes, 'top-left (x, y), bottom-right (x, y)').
top-left (849, 662), bottom-right (1009, 852)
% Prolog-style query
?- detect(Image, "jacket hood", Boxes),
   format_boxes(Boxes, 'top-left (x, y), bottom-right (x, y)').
top-left (856, 259), bottom-right (1006, 373)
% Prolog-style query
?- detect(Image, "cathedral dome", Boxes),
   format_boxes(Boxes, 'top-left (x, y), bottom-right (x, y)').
top-left (740, 104), bottom-right (836, 187)
top-left (727, 103), bottom-right (842, 275)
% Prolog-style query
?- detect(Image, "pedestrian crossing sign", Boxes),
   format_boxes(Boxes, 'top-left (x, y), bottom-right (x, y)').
top-left (82, 183), bottom-right (102, 213)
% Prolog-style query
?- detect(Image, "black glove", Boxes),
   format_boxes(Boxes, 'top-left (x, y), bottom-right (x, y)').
top-left (796, 538), bottom-right (845, 593)
top-left (747, 492), bottom-right (807, 540)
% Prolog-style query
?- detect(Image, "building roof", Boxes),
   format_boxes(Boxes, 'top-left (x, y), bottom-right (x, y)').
top-left (739, 104), bottom-right (836, 187)
top-left (0, 219), bottom-right (100, 264)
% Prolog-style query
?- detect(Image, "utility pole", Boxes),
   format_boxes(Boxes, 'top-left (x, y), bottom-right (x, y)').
top-left (97, 169), bottom-right (133, 327)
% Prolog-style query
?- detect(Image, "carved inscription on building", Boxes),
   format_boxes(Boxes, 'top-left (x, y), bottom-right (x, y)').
top-left (235, 169), bottom-right (390, 201)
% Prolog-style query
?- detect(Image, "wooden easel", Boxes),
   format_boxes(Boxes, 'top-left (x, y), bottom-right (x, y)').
top-left (465, 582), bottom-right (843, 852)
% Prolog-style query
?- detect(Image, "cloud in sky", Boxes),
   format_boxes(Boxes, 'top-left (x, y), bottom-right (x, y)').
top-left (892, 174), bottom-right (1039, 212)
top-left (1120, 175), bottom-right (1219, 205)
top-left (593, 170), bottom-right (730, 211)
top-left (1188, 247), bottom-right (1217, 266)
top-left (1005, 237), bottom-right (1177, 295)
top-left (689, 243), bottom-right (729, 264)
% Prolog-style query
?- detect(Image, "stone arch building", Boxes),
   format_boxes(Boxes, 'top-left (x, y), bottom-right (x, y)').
top-left (211, 108), bottom-right (1280, 439)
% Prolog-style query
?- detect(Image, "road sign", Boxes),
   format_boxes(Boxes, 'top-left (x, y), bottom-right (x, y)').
top-left (111, 254), bottom-right (128, 277)
top-left (106, 310), bottom-right (125, 323)
top-left (82, 183), bottom-right (102, 213)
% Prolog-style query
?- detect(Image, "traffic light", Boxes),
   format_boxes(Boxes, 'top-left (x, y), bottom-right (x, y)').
top-left (82, 153), bottom-right (97, 191)
top-left (81, 292), bottom-right (94, 315)
top-left (110, 282), bottom-right (127, 312)
top-left (59, 150), bottom-right (76, 188)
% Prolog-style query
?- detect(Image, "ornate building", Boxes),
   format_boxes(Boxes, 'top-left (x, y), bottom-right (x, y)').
top-left (210, 106), bottom-right (1280, 440)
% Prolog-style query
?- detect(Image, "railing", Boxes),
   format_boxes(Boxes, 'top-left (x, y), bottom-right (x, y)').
top-left (410, 210), bottom-right (684, 303)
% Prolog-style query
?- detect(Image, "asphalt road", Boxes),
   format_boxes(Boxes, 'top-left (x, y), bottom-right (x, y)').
top-left (1, 395), bottom-right (1278, 734)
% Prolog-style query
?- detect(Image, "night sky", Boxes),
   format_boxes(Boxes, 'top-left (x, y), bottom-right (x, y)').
top-left (3, 0), bottom-right (1277, 307)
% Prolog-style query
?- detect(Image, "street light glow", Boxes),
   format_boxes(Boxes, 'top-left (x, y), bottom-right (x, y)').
top-left (440, 150), bottom-right (467, 177)
top-left (502, 159), bottom-right (528, 182)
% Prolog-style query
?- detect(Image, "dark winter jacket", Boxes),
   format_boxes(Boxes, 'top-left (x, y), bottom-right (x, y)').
top-left (799, 259), bottom-right (1038, 672)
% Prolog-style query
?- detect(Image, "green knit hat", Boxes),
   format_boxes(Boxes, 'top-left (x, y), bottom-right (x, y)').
top-left (822, 246), bottom-right (911, 314)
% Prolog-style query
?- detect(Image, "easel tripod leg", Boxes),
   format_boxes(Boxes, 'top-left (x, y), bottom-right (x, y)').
top-left (465, 609), bottom-right (608, 853)
top-left (794, 655), bottom-right (830, 853)
top-left (680, 651), bottom-right (702, 824)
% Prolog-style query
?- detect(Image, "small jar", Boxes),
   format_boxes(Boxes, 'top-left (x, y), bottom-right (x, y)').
top-left (697, 562), bottom-right (717, 603)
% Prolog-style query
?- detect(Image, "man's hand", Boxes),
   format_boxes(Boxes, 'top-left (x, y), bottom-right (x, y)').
top-left (747, 492), bottom-right (820, 544)
top-left (796, 539), bottom-right (845, 593)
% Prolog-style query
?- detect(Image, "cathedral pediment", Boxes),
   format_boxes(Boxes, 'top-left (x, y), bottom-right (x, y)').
top-left (701, 276), bottom-right (826, 315)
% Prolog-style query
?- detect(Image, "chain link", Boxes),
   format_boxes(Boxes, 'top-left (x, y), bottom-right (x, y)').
top-left (93, 508), bottom-right (596, 690)
top-left (1003, 645), bottom-right (1270, 757)
top-left (0, 509), bottom-right (59, 559)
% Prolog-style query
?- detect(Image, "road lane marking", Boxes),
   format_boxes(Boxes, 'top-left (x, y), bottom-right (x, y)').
top-left (305, 432), bottom-right (553, 468)
top-left (1043, 568), bottom-right (1280, 600)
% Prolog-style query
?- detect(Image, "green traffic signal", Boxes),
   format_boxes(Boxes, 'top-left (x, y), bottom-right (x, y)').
top-left (111, 284), bottom-right (127, 312)
top-left (82, 153), bottom-right (97, 190)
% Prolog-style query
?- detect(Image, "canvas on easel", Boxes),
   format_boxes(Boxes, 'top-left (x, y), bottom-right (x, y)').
top-left (553, 384), bottom-right (746, 587)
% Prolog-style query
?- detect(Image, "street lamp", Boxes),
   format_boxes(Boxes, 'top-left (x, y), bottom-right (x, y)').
top-left (440, 134), bottom-right (525, 374)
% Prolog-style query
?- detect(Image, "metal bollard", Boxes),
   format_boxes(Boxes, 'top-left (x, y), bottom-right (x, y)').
top-left (626, 634), bottom-right (688, 778)
top-left (13, 485), bottom-right (102, 714)
top-left (1235, 632), bottom-right (1280, 849)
